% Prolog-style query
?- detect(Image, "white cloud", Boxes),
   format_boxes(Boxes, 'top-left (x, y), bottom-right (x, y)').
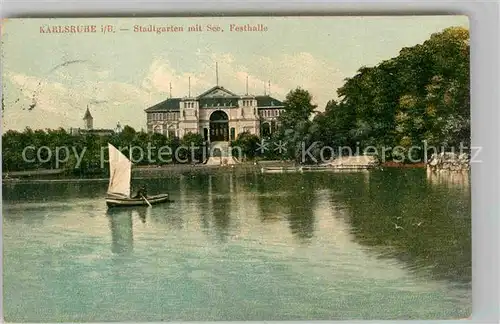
top-left (3, 71), bottom-right (157, 132)
top-left (3, 51), bottom-right (344, 132)
top-left (142, 51), bottom-right (344, 108)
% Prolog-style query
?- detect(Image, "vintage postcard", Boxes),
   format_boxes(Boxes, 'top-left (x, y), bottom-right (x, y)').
top-left (2, 16), bottom-right (471, 321)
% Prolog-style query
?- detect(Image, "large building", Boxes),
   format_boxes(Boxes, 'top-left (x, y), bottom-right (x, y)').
top-left (144, 85), bottom-right (285, 142)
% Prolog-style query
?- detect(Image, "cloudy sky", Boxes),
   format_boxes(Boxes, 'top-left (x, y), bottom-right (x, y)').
top-left (1, 16), bottom-right (468, 132)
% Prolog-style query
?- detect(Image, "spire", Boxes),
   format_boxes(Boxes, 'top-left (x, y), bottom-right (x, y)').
top-left (188, 76), bottom-right (191, 97)
top-left (83, 105), bottom-right (93, 130)
top-left (263, 81), bottom-right (267, 95)
top-left (268, 80), bottom-right (271, 95)
top-left (216, 62), bottom-right (219, 86)
top-left (246, 75), bottom-right (249, 95)
top-left (169, 82), bottom-right (172, 98)
top-left (83, 105), bottom-right (92, 120)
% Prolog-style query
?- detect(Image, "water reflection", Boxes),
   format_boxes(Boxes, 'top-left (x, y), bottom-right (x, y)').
top-left (252, 174), bottom-right (317, 242)
top-left (342, 169), bottom-right (471, 285)
top-left (207, 174), bottom-right (232, 242)
top-left (284, 175), bottom-right (316, 243)
top-left (106, 209), bottom-right (134, 255)
top-left (2, 169), bottom-right (471, 290)
top-left (426, 168), bottom-right (470, 189)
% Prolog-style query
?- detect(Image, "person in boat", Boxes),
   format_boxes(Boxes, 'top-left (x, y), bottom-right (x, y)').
top-left (133, 184), bottom-right (148, 199)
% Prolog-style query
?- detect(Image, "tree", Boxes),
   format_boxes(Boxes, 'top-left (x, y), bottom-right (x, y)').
top-left (231, 131), bottom-right (260, 160)
top-left (275, 88), bottom-right (318, 163)
top-left (317, 26), bottom-right (470, 162)
top-left (279, 88), bottom-right (317, 131)
top-left (180, 132), bottom-right (206, 163)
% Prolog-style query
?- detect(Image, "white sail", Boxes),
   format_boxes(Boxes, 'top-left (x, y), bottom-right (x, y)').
top-left (107, 144), bottom-right (132, 198)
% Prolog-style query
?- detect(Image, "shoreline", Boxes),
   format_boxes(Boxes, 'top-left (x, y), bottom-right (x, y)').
top-left (381, 162), bottom-right (426, 168)
top-left (2, 161), bottom-right (430, 180)
top-left (1, 162), bottom-right (429, 184)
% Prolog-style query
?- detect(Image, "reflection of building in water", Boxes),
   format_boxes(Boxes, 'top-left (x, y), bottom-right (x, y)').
top-left (426, 169), bottom-right (470, 188)
top-left (204, 174), bottom-right (233, 242)
top-left (107, 210), bottom-right (134, 254)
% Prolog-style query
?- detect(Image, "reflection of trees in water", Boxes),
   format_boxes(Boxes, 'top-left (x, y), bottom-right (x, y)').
top-left (426, 169), bottom-right (470, 189)
top-left (196, 174), bottom-right (233, 242)
top-left (254, 173), bottom-right (317, 242)
top-left (107, 209), bottom-right (134, 255)
top-left (211, 175), bottom-right (232, 242)
top-left (150, 211), bottom-right (184, 230)
top-left (2, 181), bottom-right (106, 203)
top-left (254, 175), bottom-right (288, 222)
top-left (340, 169), bottom-right (471, 285)
top-left (285, 174), bottom-right (316, 242)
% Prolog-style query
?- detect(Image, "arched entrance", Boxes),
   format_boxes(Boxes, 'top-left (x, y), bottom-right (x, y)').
top-left (261, 122), bottom-right (271, 137)
top-left (209, 111), bottom-right (229, 142)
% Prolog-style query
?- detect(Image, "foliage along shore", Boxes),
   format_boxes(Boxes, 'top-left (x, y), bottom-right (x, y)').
top-left (2, 27), bottom-right (469, 177)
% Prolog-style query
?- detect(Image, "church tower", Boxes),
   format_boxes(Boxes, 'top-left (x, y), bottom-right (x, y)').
top-left (83, 106), bottom-right (93, 130)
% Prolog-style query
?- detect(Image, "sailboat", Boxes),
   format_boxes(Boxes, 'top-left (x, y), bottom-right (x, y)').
top-left (106, 143), bottom-right (170, 208)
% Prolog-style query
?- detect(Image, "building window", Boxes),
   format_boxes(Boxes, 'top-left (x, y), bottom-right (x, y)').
top-left (261, 123), bottom-right (271, 137)
top-left (230, 127), bottom-right (236, 141)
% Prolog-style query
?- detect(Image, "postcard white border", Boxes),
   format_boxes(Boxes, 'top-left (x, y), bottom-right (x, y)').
top-left (0, 1), bottom-right (498, 324)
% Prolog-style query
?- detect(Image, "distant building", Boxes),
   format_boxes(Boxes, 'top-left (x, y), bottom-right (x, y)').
top-left (144, 85), bottom-right (285, 141)
top-left (83, 106), bottom-right (93, 130)
top-left (70, 106), bottom-right (115, 136)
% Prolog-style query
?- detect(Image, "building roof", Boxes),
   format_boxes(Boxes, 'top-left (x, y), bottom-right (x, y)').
top-left (197, 85), bottom-right (239, 98)
top-left (144, 86), bottom-right (285, 112)
top-left (83, 107), bottom-right (93, 120)
top-left (255, 95), bottom-right (284, 107)
top-left (145, 98), bottom-right (182, 112)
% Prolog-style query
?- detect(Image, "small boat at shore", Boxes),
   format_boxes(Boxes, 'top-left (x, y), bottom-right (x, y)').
top-left (106, 144), bottom-right (170, 208)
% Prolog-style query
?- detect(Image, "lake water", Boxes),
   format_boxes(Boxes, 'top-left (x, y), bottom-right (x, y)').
top-left (2, 169), bottom-right (471, 321)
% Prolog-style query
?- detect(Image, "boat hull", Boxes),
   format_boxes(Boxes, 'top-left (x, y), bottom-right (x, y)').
top-left (106, 194), bottom-right (170, 208)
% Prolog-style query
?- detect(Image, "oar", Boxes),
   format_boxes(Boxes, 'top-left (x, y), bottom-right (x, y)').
top-left (141, 195), bottom-right (152, 208)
